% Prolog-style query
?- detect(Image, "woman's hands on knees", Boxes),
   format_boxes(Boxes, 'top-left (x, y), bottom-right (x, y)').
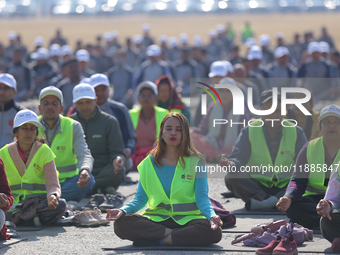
top-left (209, 215), bottom-right (223, 230)
top-left (106, 209), bottom-right (125, 221)
top-left (317, 199), bottom-right (332, 220)
top-left (276, 196), bottom-right (292, 212)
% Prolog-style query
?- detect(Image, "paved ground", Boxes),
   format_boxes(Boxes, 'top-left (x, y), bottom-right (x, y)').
top-left (0, 171), bottom-right (330, 255)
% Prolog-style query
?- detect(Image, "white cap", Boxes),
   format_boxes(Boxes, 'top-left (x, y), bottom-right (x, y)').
top-left (73, 83), bottom-right (96, 103)
top-left (245, 37), bottom-right (256, 48)
top-left (39, 86), bottom-right (63, 105)
top-left (146, 44), bottom-right (161, 57)
top-left (49, 44), bottom-right (61, 57)
top-left (31, 48), bottom-right (49, 60)
top-left (216, 24), bottom-right (225, 33)
top-left (180, 33), bottom-right (188, 44)
top-left (142, 23), bottom-right (150, 32)
top-left (221, 61), bottom-right (234, 73)
top-left (14, 109), bottom-right (42, 129)
top-left (219, 77), bottom-right (237, 86)
top-left (247, 45), bottom-right (263, 60)
top-left (103, 32), bottom-right (113, 42)
top-left (169, 37), bottom-right (178, 48)
top-left (276, 32), bottom-right (285, 39)
top-left (209, 61), bottom-right (228, 78)
top-left (80, 78), bottom-right (91, 84)
top-left (319, 41), bottom-right (330, 53)
top-left (112, 30), bottom-right (119, 39)
top-left (76, 49), bottom-right (90, 62)
top-left (137, 81), bottom-right (158, 96)
top-left (319, 104), bottom-right (340, 122)
top-left (159, 35), bottom-right (167, 43)
top-left (274, 46), bottom-right (290, 58)
top-left (209, 29), bottom-right (217, 38)
top-left (193, 35), bottom-right (202, 47)
top-left (259, 34), bottom-right (270, 47)
top-left (307, 42), bottom-right (320, 54)
top-left (61, 45), bottom-right (72, 56)
top-left (133, 34), bottom-right (143, 44)
top-left (90, 73), bottom-right (110, 88)
top-left (7, 31), bottom-right (17, 40)
top-left (0, 73), bottom-right (17, 90)
top-left (34, 36), bottom-right (44, 47)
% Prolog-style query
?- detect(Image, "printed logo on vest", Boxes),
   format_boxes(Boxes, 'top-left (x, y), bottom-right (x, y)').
top-left (186, 174), bottom-right (193, 180)
top-left (33, 163), bottom-right (41, 171)
top-left (56, 146), bottom-right (66, 151)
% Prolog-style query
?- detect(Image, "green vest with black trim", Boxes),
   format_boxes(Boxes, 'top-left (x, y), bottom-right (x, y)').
top-left (0, 144), bottom-right (55, 204)
top-left (138, 156), bottom-right (206, 225)
top-left (247, 119), bottom-right (297, 188)
top-left (129, 106), bottom-right (169, 138)
top-left (38, 115), bottom-right (78, 182)
top-left (304, 137), bottom-right (340, 196)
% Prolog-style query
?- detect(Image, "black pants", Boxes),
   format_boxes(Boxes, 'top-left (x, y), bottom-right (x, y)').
top-left (286, 195), bottom-right (324, 229)
top-left (114, 213), bottom-right (222, 246)
top-left (320, 210), bottom-right (340, 243)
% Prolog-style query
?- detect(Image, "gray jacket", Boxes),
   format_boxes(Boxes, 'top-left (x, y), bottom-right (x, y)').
top-left (40, 115), bottom-right (93, 173)
top-left (70, 106), bottom-right (125, 169)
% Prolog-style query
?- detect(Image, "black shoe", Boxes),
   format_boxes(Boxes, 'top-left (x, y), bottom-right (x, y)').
top-left (99, 194), bottom-right (126, 212)
top-left (85, 194), bottom-right (107, 209)
top-left (221, 190), bottom-right (236, 198)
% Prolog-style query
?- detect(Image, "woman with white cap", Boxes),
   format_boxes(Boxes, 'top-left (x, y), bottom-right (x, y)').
top-left (0, 109), bottom-right (66, 226)
top-left (277, 104), bottom-right (340, 229)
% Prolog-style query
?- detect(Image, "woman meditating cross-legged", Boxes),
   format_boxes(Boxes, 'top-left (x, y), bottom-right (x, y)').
top-left (106, 112), bottom-right (222, 246)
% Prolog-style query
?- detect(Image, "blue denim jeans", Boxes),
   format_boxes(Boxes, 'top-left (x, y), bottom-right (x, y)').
top-left (60, 174), bottom-right (95, 202)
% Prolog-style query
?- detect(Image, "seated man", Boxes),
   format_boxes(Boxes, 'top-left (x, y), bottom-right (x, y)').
top-left (70, 83), bottom-right (126, 194)
top-left (0, 73), bottom-right (25, 148)
top-left (220, 90), bottom-right (307, 210)
top-left (38, 86), bottom-right (95, 202)
top-left (90, 74), bottom-right (136, 174)
top-left (277, 105), bottom-right (340, 229)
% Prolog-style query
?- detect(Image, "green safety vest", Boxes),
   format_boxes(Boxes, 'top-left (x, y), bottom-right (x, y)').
top-left (304, 137), bottom-right (340, 196)
top-left (138, 156), bottom-right (206, 225)
top-left (0, 143), bottom-right (55, 204)
top-left (247, 119), bottom-right (297, 188)
top-left (38, 115), bottom-right (78, 182)
top-left (242, 27), bottom-right (254, 41)
top-left (129, 106), bottom-right (168, 138)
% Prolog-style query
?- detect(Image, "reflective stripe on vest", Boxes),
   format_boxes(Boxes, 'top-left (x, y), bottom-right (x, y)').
top-left (38, 115), bottom-right (79, 182)
top-left (0, 144), bottom-right (50, 203)
top-left (247, 119), bottom-right (297, 188)
top-left (304, 137), bottom-right (340, 196)
top-left (129, 106), bottom-right (169, 139)
top-left (138, 156), bottom-right (206, 225)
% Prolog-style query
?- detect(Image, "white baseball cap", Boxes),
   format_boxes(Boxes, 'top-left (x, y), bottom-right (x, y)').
top-left (222, 61), bottom-right (234, 74)
top-left (274, 46), bottom-right (290, 58)
top-left (146, 44), bottom-right (161, 57)
top-left (209, 61), bottom-right (228, 78)
top-left (307, 42), bottom-right (320, 54)
top-left (50, 44), bottom-right (61, 57)
top-left (247, 45), bottom-right (263, 60)
top-left (180, 33), bottom-right (188, 44)
top-left (112, 30), bottom-right (119, 39)
top-left (39, 86), bottom-right (63, 105)
top-left (14, 109), bottom-right (42, 129)
top-left (80, 78), bottom-right (91, 85)
top-left (90, 74), bottom-right (110, 88)
top-left (103, 32), bottom-right (113, 42)
top-left (193, 35), bottom-right (202, 47)
top-left (276, 32), bottom-right (285, 39)
top-left (169, 37), bottom-right (178, 48)
top-left (318, 104), bottom-right (340, 122)
top-left (76, 49), bottom-right (90, 62)
top-left (73, 83), bottom-right (96, 103)
top-left (319, 41), bottom-right (330, 53)
top-left (159, 35), bottom-right (167, 43)
top-left (142, 23), bottom-right (150, 32)
top-left (7, 31), bottom-right (17, 40)
top-left (259, 34), bottom-right (270, 47)
top-left (216, 24), bottom-right (225, 33)
top-left (34, 36), bottom-right (44, 47)
top-left (61, 45), bottom-right (72, 56)
top-left (133, 34), bottom-right (143, 44)
top-left (31, 48), bottom-right (49, 60)
top-left (209, 29), bottom-right (217, 38)
top-left (137, 81), bottom-right (158, 96)
top-left (0, 73), bottom-right (17, 90)
top-left (245, 37), bottom-right (256, 48)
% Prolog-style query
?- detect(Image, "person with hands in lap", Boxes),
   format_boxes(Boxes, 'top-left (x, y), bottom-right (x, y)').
top-left (0, 109), bottom-right (66, 226)
top-left (107, 112), bottom-right (222, 247)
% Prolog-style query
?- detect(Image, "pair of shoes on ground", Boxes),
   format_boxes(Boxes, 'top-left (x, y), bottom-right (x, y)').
top-left (256, 234), bottom-right (298, 255)
top-left (86, 193), bottom-right (125, 212)
top-left (73, 207), bottom-right (110, 227)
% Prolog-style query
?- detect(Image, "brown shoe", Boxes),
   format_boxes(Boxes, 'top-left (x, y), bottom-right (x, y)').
top-left (73, 210), bottom-right (100, 227)
top-left (85, 207), bottom-right (110, 225)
